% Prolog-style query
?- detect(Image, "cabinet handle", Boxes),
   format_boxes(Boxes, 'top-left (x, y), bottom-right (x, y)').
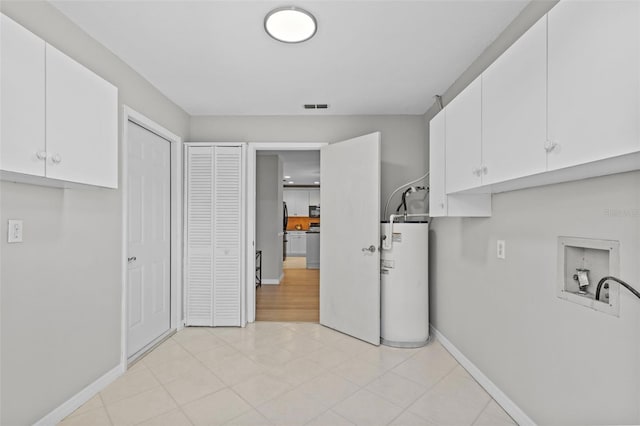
top-left (544, 140), bottom-right (559, 153)
top-left (472, 167), bottom-right (482, 177)
top-left (36, 151), bottom-right (47, 161)
top-left (51, 154), bottom-right (62, 164)
top-left (482, 166), bottom-right (488, 175)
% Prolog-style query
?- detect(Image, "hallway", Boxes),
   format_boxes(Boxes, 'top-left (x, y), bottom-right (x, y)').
top-left (256, 257), bottom-right (319, 322)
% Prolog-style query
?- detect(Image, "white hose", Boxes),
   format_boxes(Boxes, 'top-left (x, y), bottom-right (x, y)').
top-left (383, 170), bottom-right (430, 220)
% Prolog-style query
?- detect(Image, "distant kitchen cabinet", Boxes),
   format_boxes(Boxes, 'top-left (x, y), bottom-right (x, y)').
top-left (306, 232), bottom-right (320, 269)
top-left (547, 0), bottom-right (640, 170)
top-left (286, 231), bottom-right (307, 256)
top-left (0, 14), bottom-right (118, 188)
top-left (284, 189), bottom-right (310, 216)
top-left (309, 189), bottom-right (320, 206)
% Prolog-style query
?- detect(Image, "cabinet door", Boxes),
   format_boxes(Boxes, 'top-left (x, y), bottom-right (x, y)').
top-left (309, 189), bottom-right (320, 205)
top-left (283, 190), bottom-right (294, 216)
top-left (548, 0), bottom-right (640, 170)
top-left (429, 110), bottom-right (447, 217)
top-left (299, 233), bottom-right (307, 255)
top-left (294, 190), bottom-right (309, 216)
top-left (482, 16), bottom-right (547, 184)
top-left (46, 44), bottom-right (118, 188)
top-left (0, 15), bottom-right (46, 176)
top-left (445, 77), bottom-right (483, 193)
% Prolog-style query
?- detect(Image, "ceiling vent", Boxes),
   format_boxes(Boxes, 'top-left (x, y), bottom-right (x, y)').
top-left (304, 104), bottom-right (329, 110)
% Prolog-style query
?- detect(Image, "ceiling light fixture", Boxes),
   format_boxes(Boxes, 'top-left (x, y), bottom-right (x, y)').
top-left (314, 181), bottom-right (320, 184)
top-left (264, 6), bottom-right (317, 43)
top-left (288, 181), bottom-right (294, 184)
top-left (284, 175), bottom-right (291, 179)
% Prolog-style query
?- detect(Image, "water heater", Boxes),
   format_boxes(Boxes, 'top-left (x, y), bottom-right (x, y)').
top-left (380, 220), bottom-right (429, 348)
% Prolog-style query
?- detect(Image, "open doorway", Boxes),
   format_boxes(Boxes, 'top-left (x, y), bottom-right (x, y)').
top-left (246, 143), bottom-right (326, 324)
top-left (254, 149), bottom-right (320, 322)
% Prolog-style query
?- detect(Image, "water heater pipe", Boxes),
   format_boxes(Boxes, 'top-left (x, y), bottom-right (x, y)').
top-left (382, 213), bottom-right (430, 251)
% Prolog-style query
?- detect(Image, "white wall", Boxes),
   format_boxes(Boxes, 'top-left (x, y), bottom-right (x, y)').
top-left (0, 2), bottom-right (189, 424)
top-left (190, 115), bottom-right (428, 220)
top-left (426, 1), bottom-right (640, 424)
top-left (256, 155), bottom-right (284, 281)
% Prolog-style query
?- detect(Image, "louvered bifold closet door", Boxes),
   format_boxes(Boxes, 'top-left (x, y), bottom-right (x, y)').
top-left (212, 147), bottom-right (242, 326)
top-left (186, 146), bottom-right (215, 326)
top-left (185, 145), bottom-right (243, 327)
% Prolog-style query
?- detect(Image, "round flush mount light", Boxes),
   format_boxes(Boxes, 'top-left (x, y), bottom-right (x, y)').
top-left (264, 6), bottom-right (317, 43)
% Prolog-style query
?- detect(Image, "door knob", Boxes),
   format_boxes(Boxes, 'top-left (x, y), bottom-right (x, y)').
top-left (362, 245), bottom-right (376, 253)
top-left (127, 256), bottom-right (137, 263)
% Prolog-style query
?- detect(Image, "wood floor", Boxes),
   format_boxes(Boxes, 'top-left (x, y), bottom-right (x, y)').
top-left (256, 257), bottom-right (319, 322)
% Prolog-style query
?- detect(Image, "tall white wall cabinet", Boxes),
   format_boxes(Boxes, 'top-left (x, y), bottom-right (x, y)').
top-left (0, 14), bottom-right (118, 188)
top-left (430, 1), bottom-right (640, 217)
top-left (184, 144), bottom-right (245, 327)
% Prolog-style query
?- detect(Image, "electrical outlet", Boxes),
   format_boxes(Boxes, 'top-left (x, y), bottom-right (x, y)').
top-left (7, 220), bottom-right (23, 243)
top-left (497, 240), bottom-right (506, 259)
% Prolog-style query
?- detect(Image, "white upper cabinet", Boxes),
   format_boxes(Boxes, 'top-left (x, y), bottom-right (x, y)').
top-left (46, 45), bottom-right (118, 188)
top-left (284, 188), bottom-right (310, 216)
top-left (1, 14), bottom-right (46, 176)
top-left (482, 16), bottom-right (547, 185)
top-left (429, 108), bottom-right (491, 217)
top-left (0, 13), bottom-right (118, 188)
top-left (547, 0), bottom-right (640, 170)
top-left (429, 110), bottom-right (447, 217)
top-left (309, 188), bottom-right (320, 206)
top-left (445, 77), bottom-right (483, 193)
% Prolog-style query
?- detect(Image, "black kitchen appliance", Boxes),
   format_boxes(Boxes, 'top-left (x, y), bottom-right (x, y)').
top-left (309, 205), bottom-right (320, 218)
top-left (283, 201), bottom-right (288, 260)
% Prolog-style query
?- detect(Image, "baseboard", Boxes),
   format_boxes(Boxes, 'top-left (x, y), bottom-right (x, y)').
top-left (261, 273), bottom-right (284, 285)
top-left (431, 326), bottom-right (536, 426)
top-left (33, 363), bottom-right (125, 426)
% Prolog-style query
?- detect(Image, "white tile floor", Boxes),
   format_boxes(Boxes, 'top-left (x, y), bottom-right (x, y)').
top-left (60, 322), bottom-right (517, 426)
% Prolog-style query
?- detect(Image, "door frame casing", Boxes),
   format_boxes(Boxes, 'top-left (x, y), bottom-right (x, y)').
top-left (121, 106), bottom-right (183, 366)
top-left (246, 142), bottom-right (327, 323)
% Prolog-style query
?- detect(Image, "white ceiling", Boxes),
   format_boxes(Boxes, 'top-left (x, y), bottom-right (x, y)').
top-left (51, 0), bottom-right (528, 116)
top-left (259, 150), bottom-right (320, 185)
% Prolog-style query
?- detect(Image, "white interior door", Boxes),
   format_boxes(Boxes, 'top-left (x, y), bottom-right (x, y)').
top-left (320, 132), bottom-right (381, 345)
top-left (127, 121), bottom-right (171, 357)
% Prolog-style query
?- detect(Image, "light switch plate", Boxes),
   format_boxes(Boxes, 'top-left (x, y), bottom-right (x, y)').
top-left (8, 220), bottom-right (23, 243)
top-left (497, 240), bottom-right (506, 259)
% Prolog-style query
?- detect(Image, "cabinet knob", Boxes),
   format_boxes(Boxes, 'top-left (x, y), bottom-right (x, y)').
top-left (472, 168), bottom-right (482, 177)
top-left (36, 151), bottom-right (47, 161)
top-left (51, 154), bottom-right (62, 164)
top-left (482, 166), bottom-right (488, 175)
